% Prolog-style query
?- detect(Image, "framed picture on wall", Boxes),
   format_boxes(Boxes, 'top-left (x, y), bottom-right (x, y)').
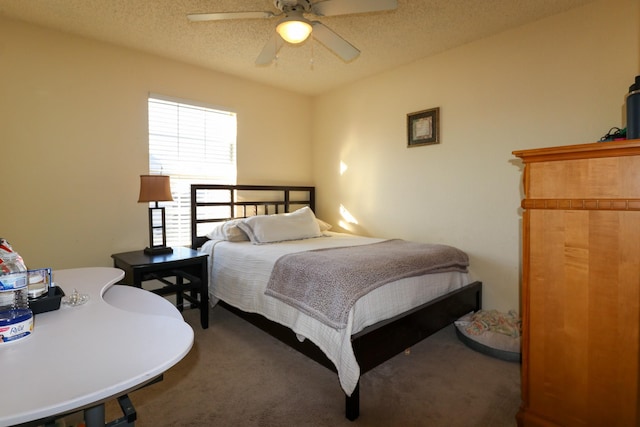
top-left (407, 107), bottom-right (440, 147)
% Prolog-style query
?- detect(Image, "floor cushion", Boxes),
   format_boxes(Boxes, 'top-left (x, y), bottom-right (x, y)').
top-left (454, 310), bottom-right (521, 362)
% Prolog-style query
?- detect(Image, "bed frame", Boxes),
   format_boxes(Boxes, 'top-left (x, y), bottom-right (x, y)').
top-left (191, 184), bottom-right (482, 421)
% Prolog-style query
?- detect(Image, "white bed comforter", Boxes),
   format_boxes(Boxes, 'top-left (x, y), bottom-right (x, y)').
top-left (199, 232), bottom-right (469, 395)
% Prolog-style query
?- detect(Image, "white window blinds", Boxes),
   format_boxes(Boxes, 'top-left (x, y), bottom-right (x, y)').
top-left (148, 96), bottom-right (237, 247)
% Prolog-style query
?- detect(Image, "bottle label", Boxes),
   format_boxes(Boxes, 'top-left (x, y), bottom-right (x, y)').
top-left (0, 271), bottom-right (27, 291)
top-left (0, 312), bottom-right (33, 343)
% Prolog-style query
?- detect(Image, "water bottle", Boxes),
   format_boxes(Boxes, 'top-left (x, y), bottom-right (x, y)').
top-left (626, 75), bottom-right (640, 140)
top-left (0, 252), bottom-right (34, 343)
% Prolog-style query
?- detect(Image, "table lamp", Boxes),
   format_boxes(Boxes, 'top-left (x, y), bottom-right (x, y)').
top-left (138, 174), bottom-right (174, 255)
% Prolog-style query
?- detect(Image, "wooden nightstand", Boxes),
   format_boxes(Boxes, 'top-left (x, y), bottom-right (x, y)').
top-left (111, 246), bottom-right (209, 329)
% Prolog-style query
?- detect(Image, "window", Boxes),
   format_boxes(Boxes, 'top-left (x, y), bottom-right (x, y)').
top-left (148, 95), bottom-right (237, 246)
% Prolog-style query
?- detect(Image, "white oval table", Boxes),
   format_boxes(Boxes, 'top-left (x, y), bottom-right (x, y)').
top-left (0, 267), bottom-right (194, 427)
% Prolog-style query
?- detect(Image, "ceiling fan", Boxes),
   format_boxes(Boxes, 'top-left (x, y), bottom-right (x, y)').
top-left (187, 0), bottom-right (398, 65)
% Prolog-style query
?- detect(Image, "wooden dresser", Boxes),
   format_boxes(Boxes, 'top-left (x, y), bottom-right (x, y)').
top-left (513, 140), bottom-right (640, 427)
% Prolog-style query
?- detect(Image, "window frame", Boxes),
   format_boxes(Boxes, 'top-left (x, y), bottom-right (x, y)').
top-left (147, 94), bottom-right (237, 247)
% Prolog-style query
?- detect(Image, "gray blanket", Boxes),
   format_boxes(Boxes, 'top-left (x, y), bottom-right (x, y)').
top-left (264, 239), bottom-right (469, 330)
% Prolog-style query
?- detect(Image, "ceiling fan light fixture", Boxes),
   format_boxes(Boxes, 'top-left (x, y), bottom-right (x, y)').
top-left (276, 16), bottom-right (312, 44)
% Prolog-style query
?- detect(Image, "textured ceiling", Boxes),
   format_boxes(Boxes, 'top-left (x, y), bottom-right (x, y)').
top-left (0, 0), bottom-right (596, 95)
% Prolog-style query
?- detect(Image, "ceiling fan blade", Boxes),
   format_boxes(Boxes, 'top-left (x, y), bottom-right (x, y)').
top-left (187, 11), bottom-right (275, 22)
top-left (255, 33), bottom-right (283, 66)
top-left (311, 22), bottom-right (360, 62)
top-left (311, 0), bottom-right (397, 17)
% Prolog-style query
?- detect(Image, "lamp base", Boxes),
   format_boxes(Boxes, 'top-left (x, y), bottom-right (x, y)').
top-left (144, 246), bottom-right (174, 256)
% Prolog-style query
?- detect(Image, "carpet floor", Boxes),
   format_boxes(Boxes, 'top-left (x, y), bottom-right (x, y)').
top-left (106, 305), bottom-right (521, 426)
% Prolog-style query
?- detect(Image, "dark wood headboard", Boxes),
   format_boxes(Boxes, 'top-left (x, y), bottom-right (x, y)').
top-left (190, 184), bottom-right (315, 249)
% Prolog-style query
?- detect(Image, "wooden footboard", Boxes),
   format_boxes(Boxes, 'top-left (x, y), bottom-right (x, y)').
top-left (347, 280), bottom-right (482, 420)
top-left (217, 280), bottom-right (482, 420)
top-left (353, 280), bottom-right (482, 374)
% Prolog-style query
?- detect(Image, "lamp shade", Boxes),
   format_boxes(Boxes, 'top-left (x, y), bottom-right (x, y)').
top-left (138, 175), bottom-right (173, 203)
top-left (276, 15), bottom-right (312, 44)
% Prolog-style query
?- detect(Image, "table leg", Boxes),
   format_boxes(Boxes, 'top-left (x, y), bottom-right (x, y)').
top-left (200, 262), bottom-right (209, 329)
top-left (175, 274), bottom-right (184, 311)
top-left (84, 403), bottom-right (105, 427)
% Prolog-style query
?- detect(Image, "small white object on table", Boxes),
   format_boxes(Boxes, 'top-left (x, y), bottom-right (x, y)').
top-left (0, 267), bottom-right (194, 427)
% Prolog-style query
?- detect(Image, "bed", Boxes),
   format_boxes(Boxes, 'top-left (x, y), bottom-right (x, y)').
top-left (190, 184), bottom-right (482, 420)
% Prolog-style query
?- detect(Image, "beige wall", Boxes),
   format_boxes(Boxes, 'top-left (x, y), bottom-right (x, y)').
top-left (311, 0), bottom-right (640, 313)
top-left (0, 18), bottom-right (312, 270)
top-left (2, 0), bottom-right (638, 313)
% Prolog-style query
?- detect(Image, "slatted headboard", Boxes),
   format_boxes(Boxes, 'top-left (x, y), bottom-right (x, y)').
top-left (190, 184), bottom-right (316, 249)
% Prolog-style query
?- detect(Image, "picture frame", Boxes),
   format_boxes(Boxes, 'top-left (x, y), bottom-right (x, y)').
top-left (407, 107), bottom-right (440, 147)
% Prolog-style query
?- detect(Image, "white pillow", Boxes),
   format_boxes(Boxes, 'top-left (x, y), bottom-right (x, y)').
top-left (316, 218), bottom-right (332, 232)
top-left (205, 219), bottom-right (249, 242)
top-left (238, 206), bottom-right (322, 244)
